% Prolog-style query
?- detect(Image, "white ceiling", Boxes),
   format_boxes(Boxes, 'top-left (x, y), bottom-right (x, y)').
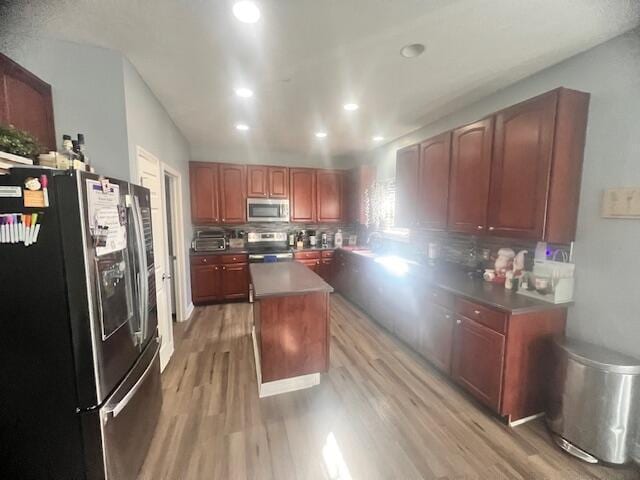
top-left (5, 0), bottom-right (640, 158)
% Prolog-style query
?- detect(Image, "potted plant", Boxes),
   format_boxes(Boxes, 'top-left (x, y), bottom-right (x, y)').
top-left (0, 124), bottom-right (41, 163)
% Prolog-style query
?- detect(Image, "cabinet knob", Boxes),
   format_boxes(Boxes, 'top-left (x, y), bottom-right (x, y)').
top-left (215, 266), bottom-right (219, 270)
top-left (477, 225), bottom-right (483, 230)
top-left (456, 319), bottom-right (462, 325)
top-left (317, 261), bottom-right (320, 265)
top-left (222, 218), bottom-right (225, 221)
top-left (223, 266), bottom-right (226, 270)
top-left (488, 226), bottom-right (495, 231)
top-left (202, 258), bottom-right (208, 263)
top-left (474, 309), bottom-right (481, 315)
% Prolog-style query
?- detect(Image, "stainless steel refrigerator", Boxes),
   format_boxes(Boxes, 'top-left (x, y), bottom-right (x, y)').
top-left (0, 167), bottom-right (162, 479)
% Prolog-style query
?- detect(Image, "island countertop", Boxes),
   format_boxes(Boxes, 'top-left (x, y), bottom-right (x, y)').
top-left (250, 262), bottom-right (334, 299)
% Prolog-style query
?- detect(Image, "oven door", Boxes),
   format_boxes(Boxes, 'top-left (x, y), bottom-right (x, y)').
top-left (247, 199), bottom-right (289, 222)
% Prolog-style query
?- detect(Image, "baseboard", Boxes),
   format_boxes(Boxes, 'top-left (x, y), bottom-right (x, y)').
top-left (182, 302), bottom-right (194, 322)
top-left (509, 412), bottom-right (544, 427)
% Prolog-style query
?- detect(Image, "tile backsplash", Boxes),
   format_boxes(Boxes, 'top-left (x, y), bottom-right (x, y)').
top-left (193, 222), bottom-right (358, 246)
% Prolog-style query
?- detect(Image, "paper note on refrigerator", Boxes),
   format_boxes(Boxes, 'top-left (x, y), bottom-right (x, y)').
top-left (86, 179), bottom-right (127, 256)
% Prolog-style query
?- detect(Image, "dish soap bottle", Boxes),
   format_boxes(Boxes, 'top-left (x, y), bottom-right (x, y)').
top-left (334, 229), bottom-right (343, 248)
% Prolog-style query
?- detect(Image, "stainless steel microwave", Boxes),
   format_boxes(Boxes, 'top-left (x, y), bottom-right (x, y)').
top-left (247, 198), bottom-right (290, 222)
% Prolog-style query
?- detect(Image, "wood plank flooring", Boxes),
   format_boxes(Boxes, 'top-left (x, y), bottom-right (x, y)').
top-left (139, 295), bottom-right (639, 480)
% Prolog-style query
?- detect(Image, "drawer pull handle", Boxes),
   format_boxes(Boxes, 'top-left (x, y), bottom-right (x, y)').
top-left (477, 225), bottom-right (483, 230)
top-left (474, 309), bottom-right (481, 315)
top-left (203, 258), bottom-right (208, 263)
top-left (489, 226), bottom-right (495, 231)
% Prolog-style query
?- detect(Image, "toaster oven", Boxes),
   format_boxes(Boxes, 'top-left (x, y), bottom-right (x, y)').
top-left (192, 231), bottom-right (227, 252)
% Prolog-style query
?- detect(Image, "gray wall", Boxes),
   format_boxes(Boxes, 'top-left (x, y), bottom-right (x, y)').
top-left (122, 58), bottom-right (193, 310)
top-left (1, 36), bottom-right (131, 180)
top-left (355, 30), bottom-right (640, 358)
top-left (1, 36), bottom-right (194, 314)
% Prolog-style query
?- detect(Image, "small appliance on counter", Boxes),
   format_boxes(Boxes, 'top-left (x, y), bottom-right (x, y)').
top-left (517, 259), bottom-right (575, 304)
top-left (192, 229), bottom-right (226, 252)
top-left (228, 229), bottom-right (245, 249)
top-left (334, 229), bottom-right (343, 248)
top-left (308, 230), bottom-right (317, 247)
top-left (321, 232), bottom-right (328, 248)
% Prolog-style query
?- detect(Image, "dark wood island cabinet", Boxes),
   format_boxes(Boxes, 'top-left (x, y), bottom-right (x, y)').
top-left (250, 262), bottom-right (333, 397)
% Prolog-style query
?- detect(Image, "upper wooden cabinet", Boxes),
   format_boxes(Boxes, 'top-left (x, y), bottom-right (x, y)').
top-left (448, 118), bottom-right (494, 234)
top-left (190, 162), bottom-right (220, 224)
top-left (247, 165), bottom-right (268, 198)
top-left (268, 167), bottom-right (289, 199)
top-left (316, 170), bottom-right (344, 223)
top-left (394, 145), bottom-right (420, 227)
top-left (247, 165), bottom-right (289, 199)
top-left (347, 164), bottom-right (376, 224)
top-left (489, 89), bottom-right (589, 243)
top-left (417, 132), bottom-right (451, 230)
top-left (0, 53), bottom-right (56, 152)
top-left (290, 168), bottom-right (317, 222)
top-left (219, 164), bottom-right (246, 224)
top-left (394, 87), bottom-right (589, 243)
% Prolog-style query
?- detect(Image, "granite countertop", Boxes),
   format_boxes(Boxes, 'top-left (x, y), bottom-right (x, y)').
top-left (342, 248), bottom-right (568, 315)
top-left (250, 262), bottom-right (334, 299)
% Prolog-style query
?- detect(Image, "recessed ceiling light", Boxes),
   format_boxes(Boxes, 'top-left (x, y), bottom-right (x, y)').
top-left (315, 132), bottom-right (328, 138)
top-left (343, 103), bottom-right (359, 111)
top-left (234, 87), bottom-right (254, 98)
top-left (373, 136), bottom-right (384, 142)
top-left (236, 123), bottom-right (250, 131)
top-left (233, 1), bottom-right (261, 23)
top-left (400, 43), bottom-right (425, 58)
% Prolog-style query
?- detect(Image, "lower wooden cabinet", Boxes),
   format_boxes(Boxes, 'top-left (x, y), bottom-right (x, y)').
top-left (191, 263), bottom-right (222, 303)
top-left (297, 259), bottom-right (320, 272)
top-left (318, 258), bottom-right (334, 285)
top-left (451, 315), bottom-right (505, 411)
top-left (191, 254), bottom-right (249, 304)
top-left (221, 263), bottom-right (249, 300)
top-left (333, 249), bottom-right (567, 423)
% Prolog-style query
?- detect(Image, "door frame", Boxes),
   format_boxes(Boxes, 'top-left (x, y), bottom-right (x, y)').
top-left (159, 161), bottom-right (189, 324)
top-left (136, 146), bottom-right (176, 371)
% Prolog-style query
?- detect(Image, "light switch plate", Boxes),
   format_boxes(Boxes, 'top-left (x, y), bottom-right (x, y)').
top-left (602, 188), bottom-right (640, 218)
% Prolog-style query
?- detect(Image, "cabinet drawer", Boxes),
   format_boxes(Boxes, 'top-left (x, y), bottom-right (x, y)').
top-left (456, 298), bottom-right (507, 334)
top-left (190, 255), bottom-right (221, 265)
top-left (294, 250), bottom-right (321, 260)
top-left (220, 254), bottom-right (248, 264)
top-left (426, 287), bottom-right (455, 310)
top-left (321, 250), bottom-right (335, 258)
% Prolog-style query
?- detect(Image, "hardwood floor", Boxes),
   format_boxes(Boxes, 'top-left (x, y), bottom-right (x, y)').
top-left (139, 295), bottom-right (639, 480)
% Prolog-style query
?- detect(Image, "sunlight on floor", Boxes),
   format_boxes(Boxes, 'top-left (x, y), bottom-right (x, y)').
top-left (322, 432), bottom-right (353, 480)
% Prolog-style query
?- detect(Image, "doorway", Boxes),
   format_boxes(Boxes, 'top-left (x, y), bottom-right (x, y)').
top-left (136, 146), bottom-right (180, 371)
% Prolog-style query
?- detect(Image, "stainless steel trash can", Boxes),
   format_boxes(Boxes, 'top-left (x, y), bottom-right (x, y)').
top-left (546, 337), bottom-right (640, 464)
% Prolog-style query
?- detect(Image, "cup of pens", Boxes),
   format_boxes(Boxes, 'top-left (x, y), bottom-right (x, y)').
top-left (0, 213), bottom-right (42, 246)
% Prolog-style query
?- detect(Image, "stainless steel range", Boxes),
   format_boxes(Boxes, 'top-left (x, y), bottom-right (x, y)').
top-left (247, 232), bottom-right (293, 263)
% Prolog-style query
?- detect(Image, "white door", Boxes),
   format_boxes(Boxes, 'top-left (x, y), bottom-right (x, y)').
top-left (137, 147), bottom-right (174, 371)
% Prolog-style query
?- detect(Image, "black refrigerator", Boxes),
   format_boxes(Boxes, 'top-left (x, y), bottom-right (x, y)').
top-left (0, 167), bottom-right (162, 479)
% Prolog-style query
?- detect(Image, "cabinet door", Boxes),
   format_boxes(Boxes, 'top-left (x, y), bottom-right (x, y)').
top-left (191, 264), bottom-right (221, 302)
top-left (394, 145), bottom-right (420, 227)
top-left (316, 170), bottom-right (344, 222)
top-left (318, 258), bottom-right (334, 285)
top-left (190, 162), bottom-right (219, 224)
top-left (290, 168), bottom-right (316, 222)
top-left (268, 167), bottom-right (289, 199)
top-left (452, 316), bottom-right (505, 411)
top-left (247, 165), bottom-right (268, 198)
top-left (488, 92), bottom-right (557, 239)
top-left (447, 118), bottom-right (494, 234)
top-left (417, 132), bottom-right (451, 230)
top-left (418, 304), bottom-right (455, 374)
top-left (0, 53), bottom-right (56, 151)
top-left (221, 263), bottom-right (249, 300)
top-left (219, 164), bottom-right (246, 223)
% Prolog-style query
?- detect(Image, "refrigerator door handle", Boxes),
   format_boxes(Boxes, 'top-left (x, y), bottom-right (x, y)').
top-left (104, 339), bottom-right (160, 418)
top-left (131, 196), bottom-right (149, 345)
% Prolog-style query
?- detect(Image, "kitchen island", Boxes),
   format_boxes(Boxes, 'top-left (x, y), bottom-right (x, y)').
top-left (250, 262), bottom-right (333, 397)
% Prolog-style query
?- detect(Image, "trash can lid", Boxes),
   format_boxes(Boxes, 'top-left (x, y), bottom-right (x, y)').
top-left (555, 337), bottom-right (640, 375)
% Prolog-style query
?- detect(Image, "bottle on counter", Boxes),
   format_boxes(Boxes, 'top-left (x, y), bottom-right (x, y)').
top-left (321, 232), bottom-right (328, 248)
top-left (334, 229), bottom-right (343, 248)
top-left (296, 231), bottom-right (304, 249)
top-left (288, 232), bottom-right (295, 247)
